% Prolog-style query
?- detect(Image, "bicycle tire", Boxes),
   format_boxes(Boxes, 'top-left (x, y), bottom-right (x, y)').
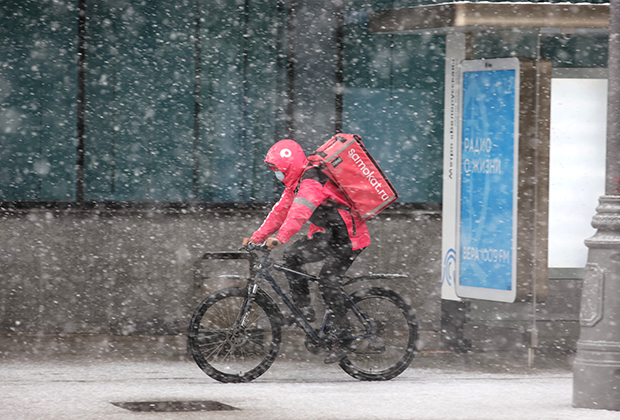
top-left (339, 287), bottom-right (418, 381)
top-left (188, 287), bottom-right (283, 383)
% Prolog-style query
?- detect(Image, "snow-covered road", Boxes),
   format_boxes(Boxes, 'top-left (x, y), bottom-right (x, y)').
top-left (1, 356), bottom-right (618, 420)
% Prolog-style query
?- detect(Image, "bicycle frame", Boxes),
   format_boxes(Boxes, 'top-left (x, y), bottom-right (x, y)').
top-left (244, 249), bottom-right (376, 345)
top-left (190, 246), bottom-right (418, 383)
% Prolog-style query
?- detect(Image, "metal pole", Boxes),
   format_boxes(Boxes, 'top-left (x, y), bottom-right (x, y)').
top-left (192, 0), bottom-right (202, 201)
top-left (528, 29), bottom-right (542, 369)
top-left (573, 0), bottom-right (620, 410)
top-left (607, 0), bottom-right (620, 196)
top-left (285, 0), bottom-right (297, 140)
top-left (76, 0), bottom-right (87, 202)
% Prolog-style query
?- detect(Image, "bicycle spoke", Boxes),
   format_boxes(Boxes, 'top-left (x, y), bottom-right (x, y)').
top-left (189, 288), bottom-right (281, 382)
top-left (340, 288), bottom-right (417, 380)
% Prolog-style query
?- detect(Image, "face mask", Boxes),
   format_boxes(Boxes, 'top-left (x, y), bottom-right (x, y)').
top-left (274, 171), bottom-right (285, 182)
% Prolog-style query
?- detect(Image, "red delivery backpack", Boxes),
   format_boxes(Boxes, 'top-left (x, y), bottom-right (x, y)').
top-left (308, 133), bottom-right (398, 220)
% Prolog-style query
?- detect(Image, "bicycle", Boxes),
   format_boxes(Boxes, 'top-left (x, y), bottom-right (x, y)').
top-left (188, 243), bottom-right (418, 383)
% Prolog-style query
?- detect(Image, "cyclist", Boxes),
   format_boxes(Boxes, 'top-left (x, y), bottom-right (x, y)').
top-left (242, 139), bottom-right (370, 364)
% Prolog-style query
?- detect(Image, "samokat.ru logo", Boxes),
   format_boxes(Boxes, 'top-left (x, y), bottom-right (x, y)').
top-left (348, 148), bottom-right (390, 201)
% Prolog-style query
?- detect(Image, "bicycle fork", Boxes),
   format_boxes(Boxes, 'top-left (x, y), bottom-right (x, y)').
top-left (234, 280), bottom-right (261, 331)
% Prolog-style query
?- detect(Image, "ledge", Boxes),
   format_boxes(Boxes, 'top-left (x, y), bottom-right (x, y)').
top-left (369, 2), bottom-right (609, 34)
top-left (0, 201), bottom-right (441, 214)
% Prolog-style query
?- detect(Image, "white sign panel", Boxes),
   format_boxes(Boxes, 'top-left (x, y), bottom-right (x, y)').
top-left (441, 33), bottom-right (466, 301)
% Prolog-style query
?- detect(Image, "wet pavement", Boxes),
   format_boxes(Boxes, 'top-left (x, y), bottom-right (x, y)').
top-left (1, 350), bottom-right (620, 420)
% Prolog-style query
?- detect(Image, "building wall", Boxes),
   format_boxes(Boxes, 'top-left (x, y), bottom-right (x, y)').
top-left (1, 1), bottom-right (609, 203)
top-left (0, 0), bottom-right (606, 358)
top-left (0, 0), bottom-right (448, 204)
top-left (0, 206), bottom-right (443, 350)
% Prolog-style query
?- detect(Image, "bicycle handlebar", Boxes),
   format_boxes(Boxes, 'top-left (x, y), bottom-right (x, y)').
top-left (240, 242), bottom-right (271, 254)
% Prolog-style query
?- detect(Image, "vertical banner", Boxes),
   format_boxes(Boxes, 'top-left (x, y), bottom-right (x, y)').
top-left (441, 33), bottom-right (466, 301)
top-left (455, 58), bottom-right (519, 303)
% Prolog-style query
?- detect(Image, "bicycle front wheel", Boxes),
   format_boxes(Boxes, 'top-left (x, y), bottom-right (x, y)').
top-left (188, 287), bottom-right (283, 383)
top-left (340, 287), bottom-right (418, 381)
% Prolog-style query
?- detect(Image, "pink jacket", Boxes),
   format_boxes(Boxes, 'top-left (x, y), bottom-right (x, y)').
top-left (251, 140), bottom-right (370, 251)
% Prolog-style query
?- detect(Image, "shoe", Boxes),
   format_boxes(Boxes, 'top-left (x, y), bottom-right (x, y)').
top-left (323, 340), bottom-right (356, 364)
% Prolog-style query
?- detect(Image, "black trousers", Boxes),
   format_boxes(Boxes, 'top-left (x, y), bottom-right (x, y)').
top-left (283, 230), bottom-right (363, 341)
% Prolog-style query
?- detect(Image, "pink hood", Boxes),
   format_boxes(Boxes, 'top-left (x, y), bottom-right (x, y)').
top-left (264, 140), bottom-right (308, 188)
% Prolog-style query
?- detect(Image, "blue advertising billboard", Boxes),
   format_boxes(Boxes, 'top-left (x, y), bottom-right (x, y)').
top-left (456, 58), bottom-right (519, 303)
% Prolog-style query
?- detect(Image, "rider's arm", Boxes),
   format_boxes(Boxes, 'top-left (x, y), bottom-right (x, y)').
top-left (274, 177), bottom-right (328, 244)
top-left (250, 187), bottom-right (295, 244)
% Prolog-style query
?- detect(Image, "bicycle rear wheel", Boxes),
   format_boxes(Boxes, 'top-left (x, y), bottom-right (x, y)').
top-left (188, 287), bottom-right (283, 383)
top-left (340, 287), bottom-right (418, 381)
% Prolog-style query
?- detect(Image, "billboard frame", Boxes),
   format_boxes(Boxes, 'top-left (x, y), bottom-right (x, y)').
top-left (454, 57), bottom-right (520, 303)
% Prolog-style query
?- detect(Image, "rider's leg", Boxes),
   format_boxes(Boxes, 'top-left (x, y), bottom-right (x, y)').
top-left (319, 244), bottom-right (363, 364)
top-left (282, 234), bottom-right (330, 322)
top-left (318, 242), bottom-right (363, 342)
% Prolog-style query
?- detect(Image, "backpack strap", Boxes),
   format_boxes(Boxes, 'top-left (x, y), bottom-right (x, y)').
top-left (295, 166), bottom-right (350, 210)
